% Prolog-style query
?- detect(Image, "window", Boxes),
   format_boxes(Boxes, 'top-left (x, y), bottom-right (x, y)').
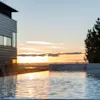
top-left (0, 35), bottom-right (13, 47)
top-left (0, 35), bottom-right (4, 45)
top-left (6, 37), bottom-right (12, 46)
top-left (4, 36), bottom-right (12, 46)
top-left (12, 32), bottom-right (17, 47)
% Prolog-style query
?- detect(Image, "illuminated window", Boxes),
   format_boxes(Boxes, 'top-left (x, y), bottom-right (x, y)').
top-left (0, 35), bottom-right (4, 45)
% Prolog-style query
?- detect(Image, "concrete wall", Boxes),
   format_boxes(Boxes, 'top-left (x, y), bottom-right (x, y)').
top-left (86, 64), bottom-right (100, 78)
top-left (49, 64), bottom-right (87, 71)
top-left (87, 64), bottom-right (100, 69)
top-left (49, 63), bottom-right (100, 78)
top-left (49, 63), bottom-right (100, 71)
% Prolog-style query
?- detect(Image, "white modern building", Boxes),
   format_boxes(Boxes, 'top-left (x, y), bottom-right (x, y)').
top-left (0, 2), bottom-right (18, 64)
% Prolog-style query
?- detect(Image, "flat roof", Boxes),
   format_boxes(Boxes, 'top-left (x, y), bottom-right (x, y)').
top-left (0, 1), bottom-right (18, 12)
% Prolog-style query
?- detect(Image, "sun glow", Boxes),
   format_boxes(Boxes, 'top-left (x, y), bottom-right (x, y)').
top-left (17, 56), bottom-right (49, 63)
top-left (16, 71), bottom-right (49, 98)
top-left (17, 54), bottom-right (85, 64)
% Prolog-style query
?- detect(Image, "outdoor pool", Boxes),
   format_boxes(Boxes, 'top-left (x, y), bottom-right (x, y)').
top-left (0, 71), bottom-right (100, 99)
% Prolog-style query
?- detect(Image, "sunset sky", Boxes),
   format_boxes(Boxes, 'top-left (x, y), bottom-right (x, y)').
top-left (1, 0), bottom-right (100, 54)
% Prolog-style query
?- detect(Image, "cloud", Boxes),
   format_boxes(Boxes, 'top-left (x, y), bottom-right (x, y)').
top-left (19, 44), bottom-right (24, 46)
top-left (26, 41), bottom-right (65, 46)
top-left (18, 52), bottom-right (41, 55)
top-left (27, 41), bottom-right (54, 45)
top-left (19, 47), bottom-right (46, 52)
top-left (18, 41), bottom-right (67, 54)
top-left (19, 47), bottom-right (37, 51)
top-left (51, 46), bottom-right (61, 49)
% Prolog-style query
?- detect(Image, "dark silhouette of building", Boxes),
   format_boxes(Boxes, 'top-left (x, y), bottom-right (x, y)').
top-left (0, 2), bottom-right (18, 64)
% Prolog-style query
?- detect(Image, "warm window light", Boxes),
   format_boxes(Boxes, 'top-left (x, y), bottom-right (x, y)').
top-left (12, 59), bottom-right (17, 64)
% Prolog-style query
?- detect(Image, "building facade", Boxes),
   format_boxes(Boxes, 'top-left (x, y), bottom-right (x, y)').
top-left (0, 2), bottom-right (18, 64)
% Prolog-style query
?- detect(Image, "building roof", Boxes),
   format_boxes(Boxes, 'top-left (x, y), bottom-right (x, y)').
top-left (0, 1), bottom-right (18, 12)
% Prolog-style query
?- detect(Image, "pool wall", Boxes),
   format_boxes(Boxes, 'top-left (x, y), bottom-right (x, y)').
top-left (49, 63), bottom-right (100, 71)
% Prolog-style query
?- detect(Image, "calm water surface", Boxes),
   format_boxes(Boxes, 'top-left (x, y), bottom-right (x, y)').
top-left (0, 71), bottom-right (100, 99)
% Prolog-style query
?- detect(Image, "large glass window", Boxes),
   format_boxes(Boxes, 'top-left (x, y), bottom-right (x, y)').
top-left (6, 37), bottom-right (12, 46)
top-left (4, 36), bottom-right (12, 46)
top-left (0, 35), bottom-right (14, 47)
top-left (12, 32), bottom-right (17, 47)
top-left (0, 35), bottom-right (4, 45)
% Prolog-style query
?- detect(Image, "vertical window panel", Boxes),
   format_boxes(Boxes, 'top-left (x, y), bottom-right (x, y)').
top-left (0, 35), bottom-right (4, 45)
top-left (4, 36), bottom-right (12, 46)
top-left (6, 37), bottom-right (11, 46)
top-left (12, 32), bottom-right (17, 47)
top-left (4, 36), bottom-right (7, 46)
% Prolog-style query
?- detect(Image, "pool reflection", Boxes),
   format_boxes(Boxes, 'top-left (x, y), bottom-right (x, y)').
top-left (16, 71), bottom-right (49, 99)
top-left (0, 71), bottom-right (100, 99)
top-left (0, 75), bottom-right (16, 98)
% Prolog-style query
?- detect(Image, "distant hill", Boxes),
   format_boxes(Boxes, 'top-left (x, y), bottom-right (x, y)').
top-left (18, 52), bottom-right (83, 57)
top-left (60, 52), bottom-right (82, 55)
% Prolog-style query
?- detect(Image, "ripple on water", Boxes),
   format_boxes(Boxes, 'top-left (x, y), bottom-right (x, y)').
top-left (0, 71), bottom-right (100, 99)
